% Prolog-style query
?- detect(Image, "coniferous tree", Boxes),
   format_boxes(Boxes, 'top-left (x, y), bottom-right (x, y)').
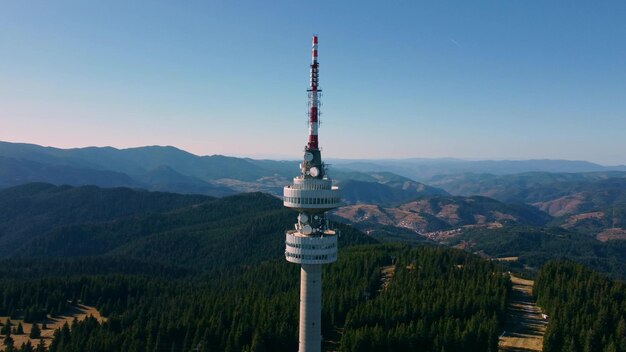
top-left (16, 322), bottom-right (24, 335)
top-left (29, 323), bottom-right (41, 339)
top-left (35, 339), bottom-right (46, 352)
top-left (2, 319), bottom-right (12, 335)
top-left (4, 328), bottom-right (15, 351)
top-left (20, 340), bottom-right (34, 352)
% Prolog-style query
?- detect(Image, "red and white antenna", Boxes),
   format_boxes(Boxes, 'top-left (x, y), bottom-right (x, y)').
top-left (307, 35), bottom-right (321, 150)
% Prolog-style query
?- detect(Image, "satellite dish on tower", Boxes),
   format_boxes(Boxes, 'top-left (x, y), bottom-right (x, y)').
top-left (304, 152), bottom-right (314, 162)
top-left (301, 225), bottom-right (313, 235)
top-left (310, 167), bottom-right (319, 177)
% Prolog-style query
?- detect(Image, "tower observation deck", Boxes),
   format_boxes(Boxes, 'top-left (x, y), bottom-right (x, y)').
top-left (284, 35), bottom-right (341, 352)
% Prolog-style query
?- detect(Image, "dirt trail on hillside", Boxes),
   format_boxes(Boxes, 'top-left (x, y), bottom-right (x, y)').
top-left (499, 275), bottom-right (547, 352)
top-left (379, 265), bottom-right (395, 292)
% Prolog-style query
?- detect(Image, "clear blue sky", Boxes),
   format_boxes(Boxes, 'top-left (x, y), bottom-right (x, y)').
top-left (1, 1), bottom-right (625, 164)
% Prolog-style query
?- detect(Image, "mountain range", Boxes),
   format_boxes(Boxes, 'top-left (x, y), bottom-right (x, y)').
top-left (330, 158), bottom-right (626, 180)
top-left (424, 171), bottom-right (626, 240)
top-left (0, 141), bottom-right (444, 204)
top-left (5, 140), bottom-right (626, 205)
top-left (3, 141), bottom-right (626, 244)
top-left (332, 195), bottom-right (552, 242)
top-left (427, 171), bottom-right (626, 206)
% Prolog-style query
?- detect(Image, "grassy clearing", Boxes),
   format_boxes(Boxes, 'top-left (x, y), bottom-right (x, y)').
top-left (495, 256), bottom-right (520, 262)
top-left (1, 303), bottom-right (105, 349)
top-left (499, 275), bottom-right (547, 352)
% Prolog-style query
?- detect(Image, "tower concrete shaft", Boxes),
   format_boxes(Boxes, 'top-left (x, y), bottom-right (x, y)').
top-left (299, 264), bottom-right (322, 352)
top-left (284, 35), bottom-right (341, 352)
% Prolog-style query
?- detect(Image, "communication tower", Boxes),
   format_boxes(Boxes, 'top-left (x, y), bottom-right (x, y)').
top-left (284, 35), bottom-right (342, 352)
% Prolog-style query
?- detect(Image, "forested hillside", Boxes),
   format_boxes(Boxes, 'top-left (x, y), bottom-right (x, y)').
top-left (0, 246), bottom-right (508, 352)
top-left (339, 247), bottom-right (508, 352)
top-left (0, 183), bottom-right (211, 257)
top-left (449, 226), bottom-right (626, 279)
top-left (535, 261), bottom-right (626, 352)
top-left (0, 184), bottom-right (509, 351)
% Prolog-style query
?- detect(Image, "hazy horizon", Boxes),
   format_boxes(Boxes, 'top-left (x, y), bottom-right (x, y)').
top-left (2, 139), bottom-right (625, 167)
top-left (2, 2), bottom-right (625, 164)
